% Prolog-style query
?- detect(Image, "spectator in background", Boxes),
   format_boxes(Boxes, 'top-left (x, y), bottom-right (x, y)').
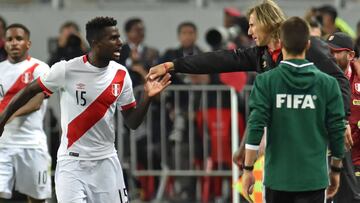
top-left (223, 7), bottom-right (242, 28)
top-left (161, 22), bottom-right (202, 62)
top-left (0, 16), bottom-right (7, 62)
top-left (48, 21), bottom-right (87, 66)
top-left (117, 18), bottom-right (159, 87)
top-left (354, 21), bottom-right (360, 57)
top-left (308, 18), bottom-right (322, 37)
top-left (314, 5), bottom-right (355, 39)
top-left (160, 21), bottom-right (203, 84)
top-left (327, 32), bottom-right (360, 203)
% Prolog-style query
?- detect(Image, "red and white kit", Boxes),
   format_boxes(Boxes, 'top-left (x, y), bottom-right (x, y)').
top-left (38, 55), bottom-right (135, 203)
top-left (0, 57), bottom-right (51, 200)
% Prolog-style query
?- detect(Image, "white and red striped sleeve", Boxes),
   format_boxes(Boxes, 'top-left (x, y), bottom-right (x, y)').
top-left (117, 68), bottom-right (136, 111)
top-left (37, 61), bottom-right (65, 95)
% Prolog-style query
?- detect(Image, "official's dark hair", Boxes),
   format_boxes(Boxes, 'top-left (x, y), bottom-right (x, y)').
top-left (280, 17), bottom-right (310, 55)
top-left (60, 21), bottom-right (80, 33)
top-left (86, 16), bottom-right (117, 47)
top-left (124, 18), bottom-right (142, 33)
top-left (6, 23), bottom-right (30, 38)
top-left (177, 22), bottom-right (197, 35)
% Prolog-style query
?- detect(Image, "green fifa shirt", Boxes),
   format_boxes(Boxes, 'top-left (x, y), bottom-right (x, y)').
top-left (246, 59), bottom-right (345, 191)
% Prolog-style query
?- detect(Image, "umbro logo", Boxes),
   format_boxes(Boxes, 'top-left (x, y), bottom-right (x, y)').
top-left (76, 83), bottom-right (86, 90)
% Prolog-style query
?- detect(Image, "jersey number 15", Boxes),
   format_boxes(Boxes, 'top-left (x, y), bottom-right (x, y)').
top-left (76, 90), bottom-right (87, 106)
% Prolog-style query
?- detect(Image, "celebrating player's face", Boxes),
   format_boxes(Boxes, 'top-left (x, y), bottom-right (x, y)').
top-left (5, 27), bottom-right (30, 63)
top-left (97, 26), bottom-right (123, 61)
top-left (248, 13), bottom-right (271, 46)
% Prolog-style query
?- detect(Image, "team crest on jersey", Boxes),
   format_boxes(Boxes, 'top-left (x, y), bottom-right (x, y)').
top-left (355, 83), bottom-right (360, 93)
top-left (112, 83), bottom-right (121, 97)
top-left (21, 72), bottom-right (33, 84)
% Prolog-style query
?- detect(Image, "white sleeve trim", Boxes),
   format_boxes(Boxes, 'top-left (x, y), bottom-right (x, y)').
top-left (331, 156), bottom-right (342, 160)
top-left (245, 144), bottom-right (260, 150)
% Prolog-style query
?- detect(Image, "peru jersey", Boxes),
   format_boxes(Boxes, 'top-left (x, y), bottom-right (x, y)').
top-left (38, 55), bottom-right (136, 160)
top-left (348, 64), bottom-right (360, 165)
top-left (0, 57), bottom-right (49, 149)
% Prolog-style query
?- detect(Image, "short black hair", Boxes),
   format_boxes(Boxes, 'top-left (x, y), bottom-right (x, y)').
top-left (6, 23), bottom-right (30, 38)
top-left (317, 5), bottom-right (337, 22)
top-left (86, 16), bottom-right (117, 47)
top-left (177, 22), bottom-right (197, 35)
top-left (60, 21), bottom-right (80, 33)
top-left (308, 18), bottom-right (321, 29)
top-left (280, 17), bottom-right (310, 55)
top-left (124, 18), bottom-right (142, 33)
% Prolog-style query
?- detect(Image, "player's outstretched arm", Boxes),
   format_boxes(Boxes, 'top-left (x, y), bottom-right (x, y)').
top-left (0, 80), bottom-right (43, 136)
top-left (121, 73), bottom-right (171, 129)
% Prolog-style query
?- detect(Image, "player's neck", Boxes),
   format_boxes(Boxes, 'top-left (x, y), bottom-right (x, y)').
top-left (88, 52), bottom-right (109, 68)
top-left (282, 49), bottom-right (306, 61)
top-left (8, 54), bottom-right (28, 64)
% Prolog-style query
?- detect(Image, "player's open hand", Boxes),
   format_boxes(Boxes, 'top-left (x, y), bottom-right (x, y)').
top-left (144, 73), bottom-right (171, 97)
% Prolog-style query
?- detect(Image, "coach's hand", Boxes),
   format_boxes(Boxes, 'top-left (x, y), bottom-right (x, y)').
top-left (147, 62), bottom-right (174, 80)
top-left (327, 171), bottom-right (340, 199)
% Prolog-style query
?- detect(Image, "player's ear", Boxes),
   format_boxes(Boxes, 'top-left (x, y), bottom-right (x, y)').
top-left (26, 40), bottom-right (31, 49)
top-left (306, 40), bottom-right (311, 50)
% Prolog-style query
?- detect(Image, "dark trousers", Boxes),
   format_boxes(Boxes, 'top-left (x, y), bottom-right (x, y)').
top-left (331, 152), bottom-right (360, 203)
top-left (265, 187), bottom-right (325, 203)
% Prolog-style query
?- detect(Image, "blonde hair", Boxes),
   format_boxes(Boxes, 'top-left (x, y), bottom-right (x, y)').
top-left (247, 0), bottom-right (286, 39)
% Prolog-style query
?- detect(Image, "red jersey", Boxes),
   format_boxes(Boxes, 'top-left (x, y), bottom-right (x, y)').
top-left (347, 63), bottom-right (360, 165)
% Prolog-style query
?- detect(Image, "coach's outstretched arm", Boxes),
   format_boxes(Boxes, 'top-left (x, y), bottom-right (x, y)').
top-left (121, 73), bottom-right (171, 130)
top-left (0, 80), bottom-right (43, 135)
